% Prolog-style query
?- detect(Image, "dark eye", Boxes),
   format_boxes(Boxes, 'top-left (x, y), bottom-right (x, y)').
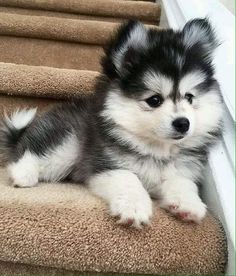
top-left (185, 93), bottom-right (194, 104)
top-left (145, 95), bottom-right (163, 108)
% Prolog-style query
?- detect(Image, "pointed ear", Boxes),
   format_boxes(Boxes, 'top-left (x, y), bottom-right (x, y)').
top-left (182, 18), bottom-right (218, 59)
top-left (102, 20), bottom-right (148, 79)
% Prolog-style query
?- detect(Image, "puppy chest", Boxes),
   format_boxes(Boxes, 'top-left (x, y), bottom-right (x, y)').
top-left (117, 155), bottom-right (162, 191)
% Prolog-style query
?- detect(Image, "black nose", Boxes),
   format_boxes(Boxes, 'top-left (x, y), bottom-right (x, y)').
top-left (172, 117), bottom-right (190, 133)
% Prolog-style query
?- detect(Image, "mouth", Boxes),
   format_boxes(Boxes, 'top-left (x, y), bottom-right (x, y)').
top-left (172, 135), bottom-right (185, 140)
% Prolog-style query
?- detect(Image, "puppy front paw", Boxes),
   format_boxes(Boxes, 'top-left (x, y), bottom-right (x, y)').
top-left (160, 193), bottom-right (207, 223)
top-left (110, 192), bottom-right (153, 228)
top-left (8, 163), bottom-right (39, 188)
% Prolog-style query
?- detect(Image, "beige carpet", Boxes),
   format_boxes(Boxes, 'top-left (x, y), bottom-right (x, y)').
top-left (0, 0), bottom-right (161, 24)
top-left (0, 168), bottom-right (227, 275)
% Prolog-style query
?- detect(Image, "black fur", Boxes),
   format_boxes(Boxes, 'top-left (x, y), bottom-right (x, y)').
top-left (102, 18), bottom-right (218, 101)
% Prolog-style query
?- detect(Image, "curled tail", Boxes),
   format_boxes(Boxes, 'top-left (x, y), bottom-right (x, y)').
top-left (0, 108), bottom-right (37, 164)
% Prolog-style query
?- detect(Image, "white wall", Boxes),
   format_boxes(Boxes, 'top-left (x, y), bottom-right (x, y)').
top-left (219, 0), bottom-right (235, 15)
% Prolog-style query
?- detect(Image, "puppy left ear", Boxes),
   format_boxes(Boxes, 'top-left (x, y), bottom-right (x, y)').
top-left (102, 20), bottom-right (148, 80)
top-left (182, 18), bottom-right (218, 58)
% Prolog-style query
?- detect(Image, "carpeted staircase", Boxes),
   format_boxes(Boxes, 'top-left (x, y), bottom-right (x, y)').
top-left (0, 0), bottom-right (160, 116)
top-left (0, 1), bottom-right (227, 275)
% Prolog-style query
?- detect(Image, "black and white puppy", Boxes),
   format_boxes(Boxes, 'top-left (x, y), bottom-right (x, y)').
top-left (0, 19), bottom-right (224, 228)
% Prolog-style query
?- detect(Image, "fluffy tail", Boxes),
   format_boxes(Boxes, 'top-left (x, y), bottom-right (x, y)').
top-left (0, 108), bottom-right (37, 164)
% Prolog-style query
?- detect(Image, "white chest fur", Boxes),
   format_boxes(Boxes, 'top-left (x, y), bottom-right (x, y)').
top-left (113, 153), bottom-right (164, 194)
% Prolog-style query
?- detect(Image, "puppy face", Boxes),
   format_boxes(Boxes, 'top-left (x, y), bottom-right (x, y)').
top-left (102, 19), bottom-right (223, 146)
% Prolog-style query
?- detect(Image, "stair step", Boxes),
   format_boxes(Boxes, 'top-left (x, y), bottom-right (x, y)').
top-left (0, 36), bottom-right (103, 71)
top-left (0, 13), bottom-right (121, 45)
top-left (0, 62), bottom-right (99, 100)
top-left (0, 0), bottom-right (161, 23)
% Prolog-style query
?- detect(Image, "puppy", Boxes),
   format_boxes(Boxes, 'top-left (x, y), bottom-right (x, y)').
top-left (0, 19), bottom-right (224, 228)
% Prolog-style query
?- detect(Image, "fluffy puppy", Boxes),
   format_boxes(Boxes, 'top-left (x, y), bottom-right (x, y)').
top-left (0, 19), bottom-right (224, 228)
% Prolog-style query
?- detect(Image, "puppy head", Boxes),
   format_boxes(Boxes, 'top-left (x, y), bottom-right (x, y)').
top-left (102, 19), bottom-right (224, 147)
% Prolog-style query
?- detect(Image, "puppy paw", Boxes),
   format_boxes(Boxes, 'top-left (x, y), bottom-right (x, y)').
top-left (8, 158), bottom-right (39, 188)
top-left (110, 193), bottom-right (153, 228)
top-left (9, 171), bottom-right (39, 188)
top-left (160, 194), bottom-right (207, 223)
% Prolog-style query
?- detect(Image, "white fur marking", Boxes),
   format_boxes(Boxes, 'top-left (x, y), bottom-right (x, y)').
top-left (5, 108), bottom-right (37, 130)
top-left (179, 71), bottom-right (206, 96)
top-left (8, 134), bottom-right (79, 187)
top-left (39, 134), bottom-right (79, 182)
top-left (105, 151), bottom-right (162, 193)
top-left (113, 23), bottom-right (147, 72)
top-left (158, 166), bottom-right (207, 222)
top-left (183, 24), bottom-right (210, 49)
top-left (144, 70), bottom-right (173, 97)
top-left (8, 151), bottom-right (39, 187)
top-left (89, 170), bottom-right (153, 228)
top-left (102, 90), bottom-right (180, 154)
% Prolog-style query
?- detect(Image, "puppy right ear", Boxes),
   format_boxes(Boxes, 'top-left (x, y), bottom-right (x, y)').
top-left (102, 20), bottom-right (148, 80)
top-left (182, 18), bottom-right (219, 60)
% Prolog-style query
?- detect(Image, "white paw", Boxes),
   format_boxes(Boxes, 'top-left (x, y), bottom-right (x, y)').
top-left (7, 152), bottom-right (39, 188)
top-left (160, 193), bottom-right (207, 223)
top-left (9, 168), bottom-right (39, 188)
top-left (110, 192), bottom-right (153, 228)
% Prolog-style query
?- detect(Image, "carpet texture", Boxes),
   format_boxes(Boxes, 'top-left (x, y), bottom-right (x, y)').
top-left (0, 6), bottom-right (155, 24)
top-left (0, 13), bottom-right (120, 45)
top-left (0, 94), bottom-right (59, 120)
top-left (0, 36), bottom-right (103, 71)
top-left (0, 63), bottom-right (98, 99)
top-left (0, 261), bottom-right (131, 276)
top-left (0, 0), bottom-right (161, 24)
top-left (0, 168), bottom-right (227, 275)
top-left (0, 1), bottom-right (228, 275)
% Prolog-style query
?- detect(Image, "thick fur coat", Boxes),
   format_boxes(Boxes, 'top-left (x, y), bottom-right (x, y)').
top-left (0, 19), bottom-right (224, 227)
